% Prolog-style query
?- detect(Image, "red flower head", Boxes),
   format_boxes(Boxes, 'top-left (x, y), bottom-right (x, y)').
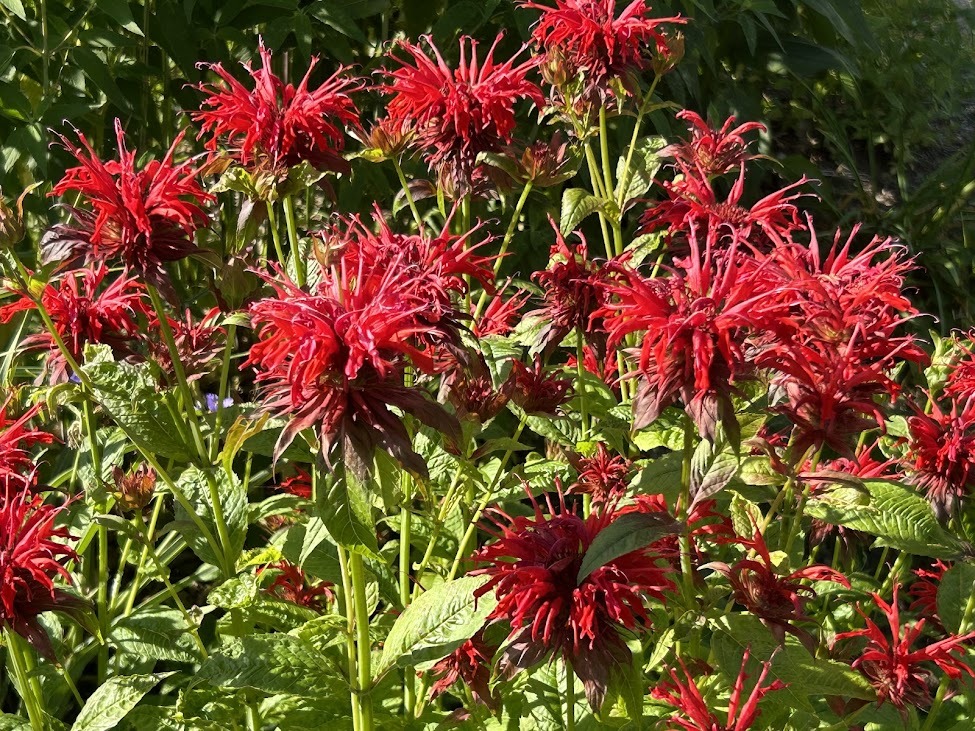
top-left (652, 649), bottom-right (787, 731)
top-left (522, 0), bottom-right (685, 103)
top-left (0, 400), bottom-right (53, 491)
top-left (428, 631), bottom-right (500, 711)
top-left (262, 561), bottom-right (334, 612)
top-left (909, 560), bottom-right (950, 623)
top-left (706, 530), bottom-right (849, 649)
top-left (246, 227), bottom-right (463, 477)
top-left (441, 349), bottom-right (514, 424)
top-left (663, 111), bottom-right (766, 179)
top-left (509, 355), bottom-right (574, 415)
top-left (905, 396), bottom-right (975, 521)
top-left (148, 307), bottom-right (225, 383)
top-left (600, 225), bottom-right (789, 440)
top-left (945, 336), bottom-right (975, 401)
top-left (0, 265), bottom-right (147, 383)
top-left (835, 585), bottom-right (975, 710)
top-left (46, 120), bottom-right (212, 288)
top-left (472, 280), bottom-right (531, 338)
top-left (0, 484), bottom-right (89, 659)
top-left (566, 343), bottom-right (620, 390)
top-left (194, 40), bottom-right (362, 175)
top-left (381, 34), bottom-right (543, 194)
top-left (640, 163), bottom-right (808, 251)
top-left (530, 221), bottom-right (611, 353)
top-left (474, 492), bottom-right (675, 709)
top-left (277, 467), bottom-right (313, 501)
top-left (568, 443), bottom-right (632, 504)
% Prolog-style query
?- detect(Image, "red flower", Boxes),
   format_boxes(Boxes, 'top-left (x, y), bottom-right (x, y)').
top-left (663, 111), bottom-right (766, 179)
top-left (530, 221), bottom-right (611, 353)
top-left (600, 225), bottom-right (788, 439)
top-left (46, 120), bottom-right (212, 287)
top-left (428, 631), bottom-right (500, 711)
top-left (652, 649), bottom-right (786, 731)
top-left (522, 0), bottom-right (685, 102)
top-left (509, 355), bottom-right (574, 415)
top-left (626, 492), bottom-right (733, 565)
top-left (381, 34), bottom-right (543, 193)
top-left (835, 585), bottom-right (975, 709)
top-left (0, 400), bottom-right (53, 491)
top-left (441, 349), bottom-right (514, 424)
top-left (472, 281), bottom-right (531, 338)
top-left (0, 484), bottom-right (88, 659)
top-left (568, 443), bottom-right (632, 503)
top-left (148, 307), bottom-right (225, 383)
top-left (277, 467), bottom-right (313, 500)
top-left (945, 336), bottom-right (975, 401)
top-left (0, 265), bottom-right (147, 383)
top-left (194, 40), bottom-right (362, 175)
top-left (909, 560), bottom-right (950, 623)
top-left (905, 396), bottom-right (975, 521)
top-left (262, 561), bottom-right (334, 612)
top-left (474, 494), bottom-right (674, 709)
top-left (246, 223), bottom-right (464, 477)
top-left (706, 530), bottom-right (849, 648)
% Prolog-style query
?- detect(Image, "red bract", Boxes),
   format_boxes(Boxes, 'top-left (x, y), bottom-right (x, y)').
top-left (246, 232), bottom-right (463, 476)
top-left (0, 400), bottom-right (53, 491)
top-left (909, 560), bottom-right (950, 622)
top-left (441, 349), bottom-right (513, 423)
top-left (474, 494), bottom-right (674, 709)
top-left (472, 281), bottom-right (531, 338)
top-left (194, 40), bottom-right (361, 175)
top-left (530, 222), bottom-right (611, 353)
top-left (0, 484), bottom-right (88, 659)
top-left (0, 265), bottom-right (147, 383)
top-left (652, 649), bottom-right (786, 731)
top-left (522, 0), bottom-right (684, 102)
top-left (46, 120), bottom-right (212, 287)
top-left (663, 111), bottom-right (766, 179)
top-left (640, 164), bottom-right (808, 250)
top-left (262, 561), bottom-right (334, 611)
top-left (905, 396), bottom-right (975, 521)
top-left (835, 585), bottom-right (975, 710)
top-left (600, 226), bottom-right (788, 439)
top-left (707, 530), bottom-right (849, 648)
top-left (568, 443), bottom-right (632, 504)
top-left (509, 355), bottom-right (574, 415)
top-left (381, 34), bottom-right (543, 193)
top-left (428, 631), bottom-right (500, 711)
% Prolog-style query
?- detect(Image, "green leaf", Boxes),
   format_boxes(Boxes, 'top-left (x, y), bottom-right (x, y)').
top-left (938, 562), bottom-right (975, 634)
top-left (559, 188), bottom-right (616, 234)
top-left (316, 469), bottom-right (379, 558)
top-left (71, 673), bottom-right (172, 731)
top-left (173, 466), bottom-right (248, 568)
top-left (576, 512), bottom-right (681, 583)
top-left (629, 451), bottom-right (683, 506)
top-left (690, 435), bottom-right (739, 506)
top-left (198, 634), bottom-right (344, 697)
top-left (109, 609), bottom-right (203, 664)
top-left (615, 136), bottom-right (666, 205)
top-left (82, 345), bottom-right (191, 461)
top-left (805, 479), bottom-right (965, 559)
top-left (376, 575), bottom-right (496, 677)
top-left (97, 0), bottom-right (143, 35)
top-left (0, 0), bottom-right (25, 20)
top-left (74, 48), bottom-right (132, 111)
top-left (0, 714), bottom-right (30, 731)
top-left (712, 614), bottom-right (875, 709)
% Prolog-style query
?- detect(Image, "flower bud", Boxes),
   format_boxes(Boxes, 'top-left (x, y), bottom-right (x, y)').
top-left (652, 31), bottom-right (685, 76)
top-left (112, 464), bottom-right (157, 512)
top-left (0, 188), bottom-right (28, 248)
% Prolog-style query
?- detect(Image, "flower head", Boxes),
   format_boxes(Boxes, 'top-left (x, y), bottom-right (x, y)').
top-left (195, 40), bottom-right (362, 175)
top-left (474, 493), bottom-right (674, 709)
top-left (0, 484), bottom-right (88, 659)
top-left (262, 561), bottom-right (334, 612)
top-left (0, 265), bottom-right (147, 383)
top-left (905, 396), bottom-right (975, 521)
top-left (509, 355), bottom-right (574, 415)
top-left (111, 464), bottom-right (157, 513)
top-left (381, 34), bottom-right (543, 193)
top-left (523, 0), bottom-right (685, 104)
top-left (148, 307), bottom-right (225, 383)
top-left (567, 443), bottom-right (632, 504)
top-left (663, 111), bottom-right (766, 179)
top-left (0, 400), bottom-right (53, 491)
top-left (428, 631), bottom-right (500, 711)
top-left (835, 585), bottom-right (975, 710)
top-left (46, 120), bottom-right (212, 287)
top-left (652, 649), bottom-right (787, 731)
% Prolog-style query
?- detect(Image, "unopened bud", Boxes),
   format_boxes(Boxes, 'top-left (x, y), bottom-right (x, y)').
top-left (112, 464), bottom-right (157, 512)
top-left (652, 31), bottom-right (685, 76)
top-left (0, 188), bottom-right (28, 248)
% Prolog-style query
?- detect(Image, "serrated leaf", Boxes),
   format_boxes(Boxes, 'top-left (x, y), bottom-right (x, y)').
top-left (615, 136), bottom-right (666, 205)
top-left (109, 609), bottom-right (203, 664)
top-left (198, 634), bottom-right (344, 697)
top-left (82, 345), bottom-right (191, 461)
top-left (805, 479), bottom-right (965, 559)
top-left (577, 512), bottom-right (681, 583)
top-left (71, 673), bottom-right (172, 731)
top-left (376, 575), bottom-right (496, 677)
top-left (938, 562), bottom-right (975, 634)
top-left (629, 451), bottom-right (683, 506)
top-left (712, 614), bottom-right (874, 709)
top-left (173, 466), bottom-right (248, 568)
top-left (690, 436), bottom-right (739, 506)
top-left (316, 469), bottom-right (379, 558)
top-left (559, 188), bottom-right (615, 233)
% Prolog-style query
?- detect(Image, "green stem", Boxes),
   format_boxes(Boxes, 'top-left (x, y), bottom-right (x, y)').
top-left (616, 77), bottom-right (660, 210)
top-left (350, 552), bottom-right (374, 731)
top-left (283, 195), bottom-right (305, 287)
top-left (210, 322), bottom-right (237, 463)
top-left (447, 419), bottom-right (527, 581)
top-left (678, 415), bottom-right (695, 598)
top-left (399, 473), bottom-right (416, 711)
top-left (337, 545), bottom-right (361, 731)
top-left (472, 181), bottom-right (533, 322)
top-left (598, 106), bottom-right (623, 257)
top-left (583, 142), bottom-right (613, 258)
top-left (121, 496), bottom-right (165, 616)
top-left (922, 578), bottom-right (975, 731)
top-left (783, 451), bottom-right (822, 554)
top-left (267, 205), bottom-right (287, 269)
top-left (5, 629), bottom-right (45, 731)
top-left (566, 664), bottom-right (576, 731)
top-left (576, 341), bottom-right (589, 442)
top-left (393, 156), bottom-right (423, 230)
top-left (81, 397), bottom-right (109, 683)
